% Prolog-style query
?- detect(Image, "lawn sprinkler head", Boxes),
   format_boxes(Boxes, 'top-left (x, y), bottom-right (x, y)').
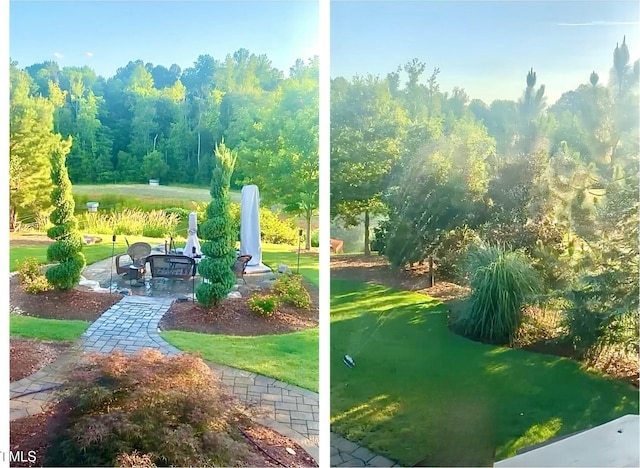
top-left (343, 354), bottom-right (355, 368)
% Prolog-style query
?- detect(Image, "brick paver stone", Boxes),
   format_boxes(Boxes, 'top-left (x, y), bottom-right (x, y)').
top-left (330, 432), bottom-right (399, 467)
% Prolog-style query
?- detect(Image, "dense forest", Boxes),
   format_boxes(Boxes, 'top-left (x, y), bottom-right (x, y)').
top-left (331, 37), bottom-right (638, 361)
top-left (10, 49), bottom-right (319, 232)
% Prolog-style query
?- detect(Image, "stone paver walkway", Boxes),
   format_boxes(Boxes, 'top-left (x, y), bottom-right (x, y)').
top-left (10, 349), bottom-right (78, 421)
top-left (330, 432), bottom-right (399, 467)
top-left (210, 362), bottom-right (319, 461)
top-left (81, 295), bottom-right (178, 354)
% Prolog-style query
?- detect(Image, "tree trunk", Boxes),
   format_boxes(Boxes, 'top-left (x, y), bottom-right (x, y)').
top-left (197, 130), bottom-right (201, 169)
top-left (9, 206), bottom-right (17, 232)
top-left (428, 256), bottom-right (435, 288)
top-left (364, 210), bottom-right (371, 256)
top-left (196, 102), bottom-right (203, 170)
top-left (305, 210), bottom-right (312, 250)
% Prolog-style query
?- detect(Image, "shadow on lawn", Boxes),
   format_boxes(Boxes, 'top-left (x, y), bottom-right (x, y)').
top-left (330, 280), bottom-right (639, 467)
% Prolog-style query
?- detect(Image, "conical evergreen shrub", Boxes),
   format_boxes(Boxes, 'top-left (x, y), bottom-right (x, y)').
top-left (196, 141), bottom-right (238, 307)
top-left (46, 140), bottom-right (86, 290)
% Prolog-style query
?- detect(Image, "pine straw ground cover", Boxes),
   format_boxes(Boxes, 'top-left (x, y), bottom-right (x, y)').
top-left (11, 350), bottom-right (317, 468)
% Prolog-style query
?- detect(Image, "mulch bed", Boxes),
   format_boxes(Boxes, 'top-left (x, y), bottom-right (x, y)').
top-left (242, 422), bottom-right (318, 466)
top-left (331, 254), bottom-right (470, 300)
top-left (10, 338), bottom-right (70, 383)
top-left (10, 405), bottom-right (318, 467)
top-left (10, 408), bottom-right (58, 467)
top-left (161, 283), bottom-right (319, 336)
top-left (10, 276), bottom-right (121, 321)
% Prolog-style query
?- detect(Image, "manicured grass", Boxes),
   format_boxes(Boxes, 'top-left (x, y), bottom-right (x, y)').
top-left (9, 234), bottom-right (167, 271)
top-left (73, 184), bottom-right (241, 205)
top-left (330, 280), bottom-right (639, 466)
top-left (10, 314), bottom-right (90, 341)
top-left (262, 245), bottom-right (319, 286)
top-left (162, 328), bottom-right (318, 391)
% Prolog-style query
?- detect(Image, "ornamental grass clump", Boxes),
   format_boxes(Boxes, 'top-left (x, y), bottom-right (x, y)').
top-left (46, 141), bottom-right (86, 290)
top-left (196, 141), bottom-right (238, 307)
top-left (456, 244), bottom-right (541, 345)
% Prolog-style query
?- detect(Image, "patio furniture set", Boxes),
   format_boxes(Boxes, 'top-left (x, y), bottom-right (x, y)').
top-left (115, 240), bottom-right (252, 287)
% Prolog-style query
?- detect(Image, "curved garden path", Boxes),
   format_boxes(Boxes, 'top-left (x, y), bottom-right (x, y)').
top-left (11, 294), bottom-right (319, 463)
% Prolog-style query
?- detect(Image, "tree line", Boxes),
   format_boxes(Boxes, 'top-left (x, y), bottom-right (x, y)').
top-left (10, 49), bottom-right (319, 240)
top-left (331, 37), bottom-right (638, 356)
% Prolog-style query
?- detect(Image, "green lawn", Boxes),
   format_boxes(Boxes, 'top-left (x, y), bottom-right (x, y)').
top-left (10, 314), bottom-right (90, 341)
top-left (262, 245), bottom-right (319, 286)
top-left (73, 184), bottom-right (241, 205)
top-left (162, 328), bottom-right (318, 391)
top-left (331, 280), bottom-right (639, 466)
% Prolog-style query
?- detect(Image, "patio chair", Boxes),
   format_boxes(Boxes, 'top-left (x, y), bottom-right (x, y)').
top-left (233, 255), bottom-right (252, 284)
top-left (115, 242), bottom-right (152, 275)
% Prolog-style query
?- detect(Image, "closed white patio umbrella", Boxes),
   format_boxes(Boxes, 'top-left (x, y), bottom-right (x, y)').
top-left (183, 212), bottom-right (201, 258)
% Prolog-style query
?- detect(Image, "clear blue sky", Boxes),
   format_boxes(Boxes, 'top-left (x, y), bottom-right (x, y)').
top-left (331, 0), bottom-right (640, 104)
top-left (10, 0), bottom-right (319, 78)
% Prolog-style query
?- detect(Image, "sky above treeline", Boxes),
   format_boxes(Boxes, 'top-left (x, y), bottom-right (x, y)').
top-left (331, 0), bottom-right (640, 104)
top-left (9, 0), bottom-right (319, 78)
top-left (8, 0), bottom-right (639, 105)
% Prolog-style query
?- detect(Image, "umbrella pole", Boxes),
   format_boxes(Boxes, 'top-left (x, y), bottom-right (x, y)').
top-left (110, 234), bottom-right (116, 292)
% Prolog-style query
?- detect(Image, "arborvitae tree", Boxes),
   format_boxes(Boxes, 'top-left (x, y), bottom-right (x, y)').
top-left (196, 141), bottom-right (238, 307)
top-left (46, 138), bottom-right (87, 290)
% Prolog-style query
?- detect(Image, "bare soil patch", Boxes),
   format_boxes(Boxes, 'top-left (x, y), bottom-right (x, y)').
top-left (161, 283), bottom-right (319, 336)
top-left (242, 422), bottom-right (318, 467)
top-left (331, 254), bottom-right (470, 300)
top-left (9, 232), bottom-right (54, 247)
top-left (10, 338), bottom-right (70, 383)
top-left (10, 276), bottom-right (121, 321)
